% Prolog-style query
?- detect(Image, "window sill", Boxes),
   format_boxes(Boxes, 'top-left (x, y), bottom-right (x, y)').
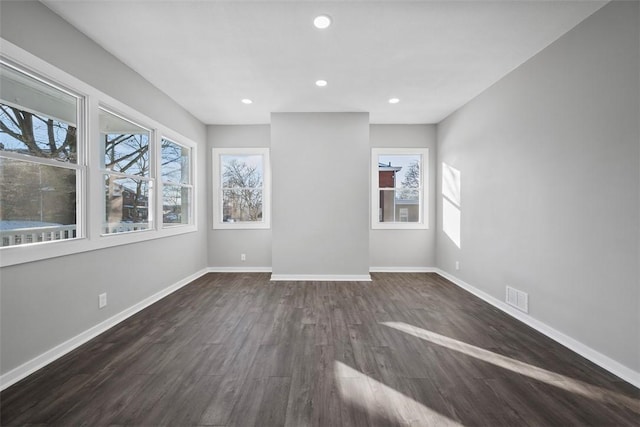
top-left (372, 223), bottom-right (429, 230)
top-left (0, 224), bottom-right (198, 267)
top-left (212, 222), bottom-right (270, 230)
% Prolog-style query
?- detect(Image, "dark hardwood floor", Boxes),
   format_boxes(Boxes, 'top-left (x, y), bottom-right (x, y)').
top-left (1, 272), bottom-right (638, 426)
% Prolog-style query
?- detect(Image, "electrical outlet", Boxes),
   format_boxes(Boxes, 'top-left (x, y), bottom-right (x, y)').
top-left (241, 253), bottom-right (246, 262)
top-left (455, 261), bottom-right (460, 271)
top-left (98, 293), bottom-right (107, 309)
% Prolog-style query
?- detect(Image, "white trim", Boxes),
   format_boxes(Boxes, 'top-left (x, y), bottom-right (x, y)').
top-left (208, 266), bottom-right (272, 273)
top-left (211, 147), bottom-right (271, 230)
top-left (159, 137), bottom-right (194, 229)
top-left (434, 268), bottom-right (640, 388)
top-left (0, 151), bottom-right (82, 171)
top-left (3, 267), bottom-right (636, 390)
top-left (0, 268), bottom-right (208, 391)
top-left (159, 134), bottom-right (197, 230)
top-left (371, 147), bottom-right (429, 230)
top-left (270, 274), bottom-right (372, 282)
top-left (0, 39), bottom-right (200, 267)
top-left (100, 169), bottom-right (154, 182)
top-left (370, 266), bottom-right (438, 273)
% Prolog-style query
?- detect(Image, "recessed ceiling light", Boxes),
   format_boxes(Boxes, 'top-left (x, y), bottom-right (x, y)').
top-left (241, 99), bottom-right (253, 104)
top-left (314, 15), bottom-right (332, 29)
top-left (315, 80), bottom-right (328, 87)
top-left (389, 98), bottom-right (400, 104)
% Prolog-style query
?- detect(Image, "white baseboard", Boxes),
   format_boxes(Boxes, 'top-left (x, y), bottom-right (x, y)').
top-left (270, 274), bottom-right (372, 282)
top-left (208, 266), bottom-right (272, 273)
top-left (0, 268), bottom-right (209, 391)
top-left (434, 268), bottom-right (640, 388)
top-left (370, 266), bottom-right (438, 273)
top-left (4, 268), bottom-right (637, 391)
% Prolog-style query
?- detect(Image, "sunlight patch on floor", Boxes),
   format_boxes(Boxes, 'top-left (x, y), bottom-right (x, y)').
top-left (381, 321), bottom-right (639, 413)
top-left (334, 361), bottom-right (462, 426)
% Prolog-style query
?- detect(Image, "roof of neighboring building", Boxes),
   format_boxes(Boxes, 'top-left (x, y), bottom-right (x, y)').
top-left (378, 162), bottom-right (402, 172)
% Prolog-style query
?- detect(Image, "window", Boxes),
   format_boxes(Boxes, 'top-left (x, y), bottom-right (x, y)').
top-left (0, 61), bottom-right (84, 247)
top-left (212, 147), bottom-right (270, 229)
top-left (99, 108), bottom-right (152, 234)
top-left (1, 44), bottom-right (198, 267)
top-left (161, 138), bottom-right (192, 227)
top-left (371, 148), bottom-right (428, 229)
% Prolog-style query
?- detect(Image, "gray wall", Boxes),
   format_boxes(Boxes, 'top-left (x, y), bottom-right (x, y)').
top-left (370, 125), bottom-right (437, 269)
top-left (437, 1), bottom-right (639, 371)
top-left (271, 113), bottom-right (370, 276)
top-left (207, 125), bottom-right (272, 268)
top-left (208, 123), bottom-right (438, 271)
top-left (0, 1), bottom-right (207, 375)
top-left (3, 0), bottom-right (636, 382)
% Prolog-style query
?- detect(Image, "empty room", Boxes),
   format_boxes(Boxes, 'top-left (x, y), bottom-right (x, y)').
top-left (0, 0), bottom-right (638, 426)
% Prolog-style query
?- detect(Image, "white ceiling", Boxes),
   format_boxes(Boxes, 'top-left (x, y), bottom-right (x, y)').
top-left (42, 0), bottom-right (606, 125)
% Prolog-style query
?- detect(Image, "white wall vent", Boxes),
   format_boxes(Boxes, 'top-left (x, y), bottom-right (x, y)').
top-left (506, 286), bottom-right (529, 313)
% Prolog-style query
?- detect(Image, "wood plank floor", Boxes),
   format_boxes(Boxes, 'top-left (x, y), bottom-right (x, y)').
top-left (1, 272), bottom-right (638, 426)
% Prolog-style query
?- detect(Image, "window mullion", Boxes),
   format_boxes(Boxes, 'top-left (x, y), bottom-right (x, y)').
top-left (102, 170), bottom-right (152, 182)
top-left (0, 152), bottom-right (81, 170)
top-left (151, 128), bottom-right (159, 231)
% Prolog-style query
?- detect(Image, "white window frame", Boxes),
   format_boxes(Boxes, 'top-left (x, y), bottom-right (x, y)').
top-left (212, 147), bottom-right (270, 230)
top-left (99, 106), bottom-right (154, 236)
top-left (160, 136), bottom-right (194, 228)
top-left (0, 58), bottom-right (87, 247)
top-left (371, 147), bottom-right (429, 230)
top-left (0, 39), bottom-right (198, 267)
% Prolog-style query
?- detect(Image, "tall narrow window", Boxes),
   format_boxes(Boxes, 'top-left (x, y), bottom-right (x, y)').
top-left (99, 108), bottom-right (152, 234)
top-left (161, 138), bottom-right (192, 226)
top-left (212, 148), bottom-right (270, 229)
top-left (371, 148), bottom-right (428, 229)
top-left (0, 61), bottom-right (83, 247)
